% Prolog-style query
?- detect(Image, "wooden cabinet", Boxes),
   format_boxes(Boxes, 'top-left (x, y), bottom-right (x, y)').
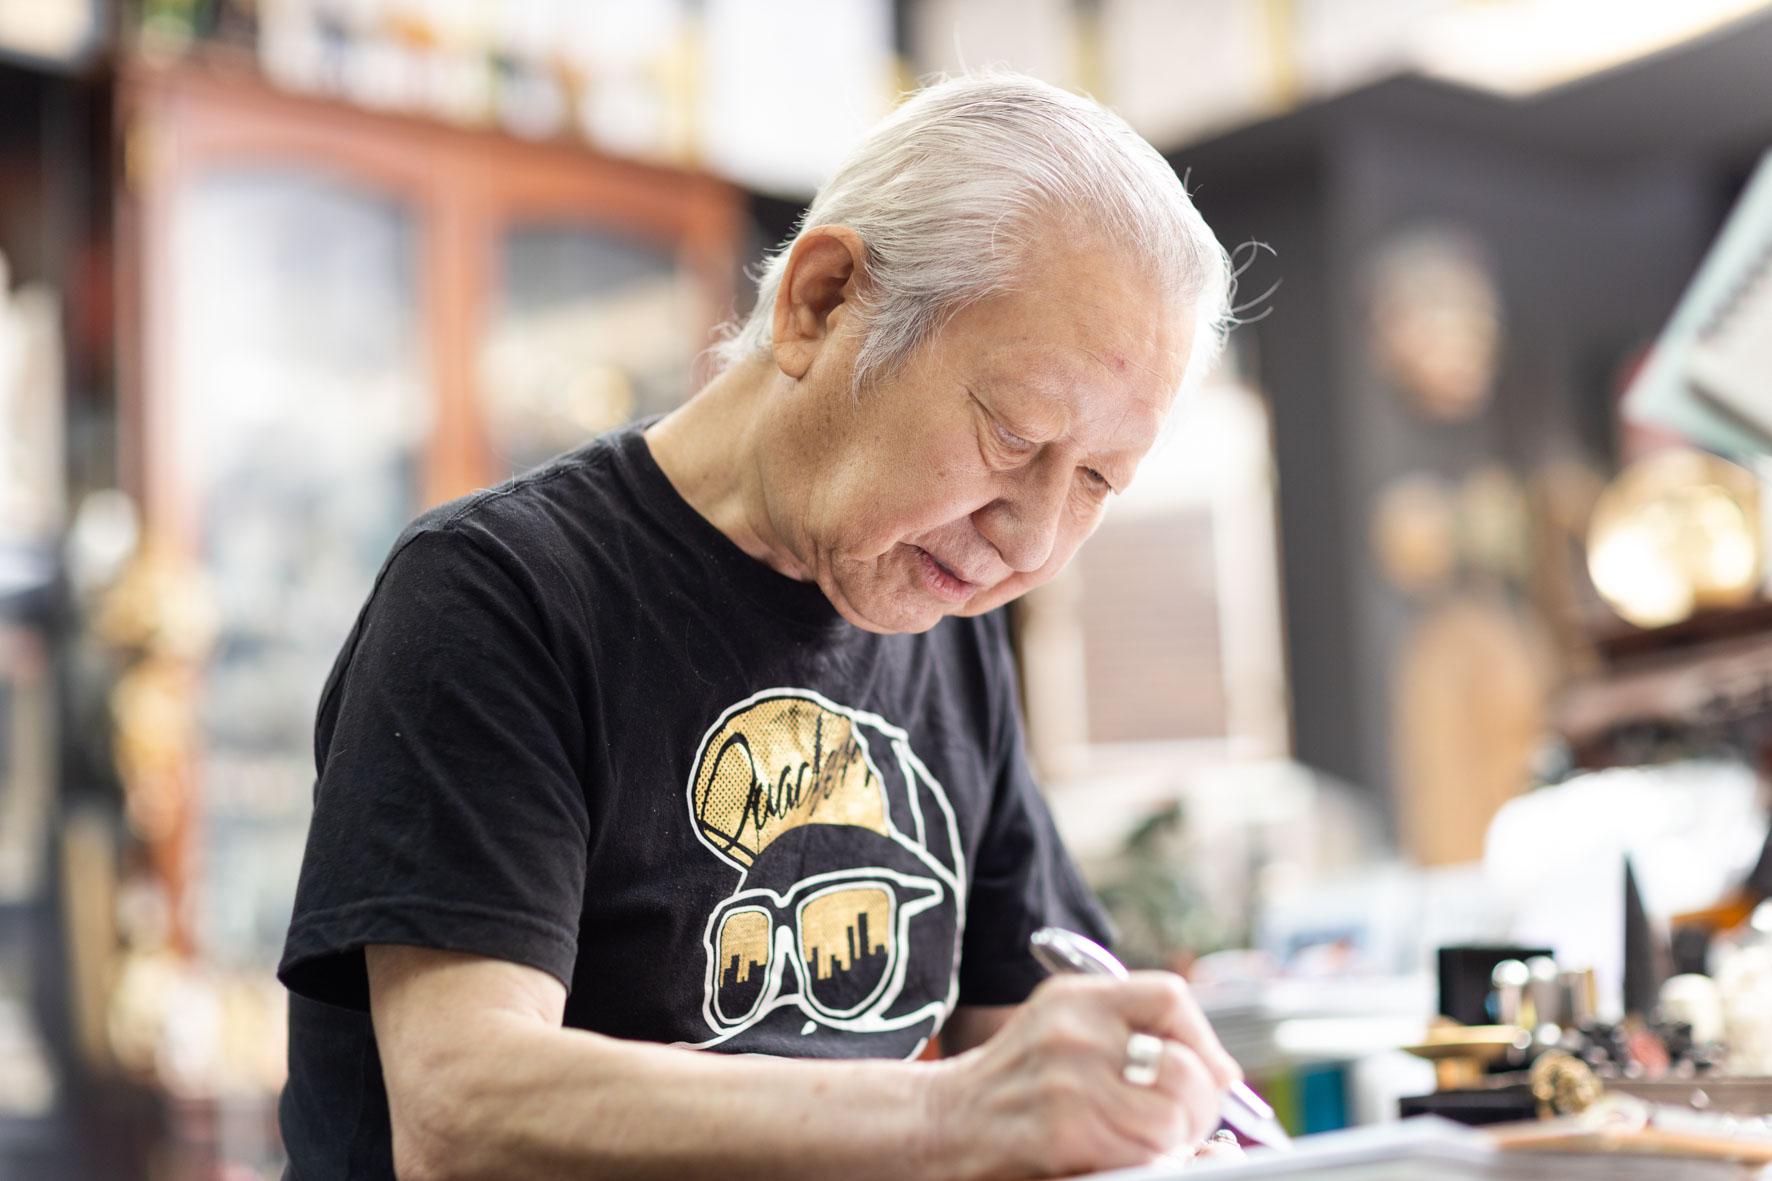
top-left (117, 56), bottom-right (743, 960)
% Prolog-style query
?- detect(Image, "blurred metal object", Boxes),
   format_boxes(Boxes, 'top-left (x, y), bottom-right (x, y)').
top-left (1525, 955), bottom-right (1563, 1038)
top-left (1586, 448), bottom-right (1762, 629)
top-left (1491, 958), bottom-right (1530, 1026)
top-left (1561, 967), bottom-right (1598, 1029)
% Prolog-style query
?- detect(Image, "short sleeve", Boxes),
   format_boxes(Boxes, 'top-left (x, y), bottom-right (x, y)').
top-left (278, 526), bottom-right (589, 1011)
top-left (956, 619), bottom-right (1115, 1006)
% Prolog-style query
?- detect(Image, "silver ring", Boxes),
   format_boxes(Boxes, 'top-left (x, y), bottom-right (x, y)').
top-left (1122, 1032), bottom-right (1163, 1087)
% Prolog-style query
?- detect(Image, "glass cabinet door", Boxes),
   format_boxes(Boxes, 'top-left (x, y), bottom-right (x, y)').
top-left (169, 166), bottom-right (427, 970)
top-left (121, 62), bottom-right (739, 1175)
top-left (480, 220), bottom-right (700, 475)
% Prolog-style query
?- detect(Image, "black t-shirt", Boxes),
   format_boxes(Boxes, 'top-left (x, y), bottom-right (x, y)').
top-left (276, 420), bottom-right (1111, 1179)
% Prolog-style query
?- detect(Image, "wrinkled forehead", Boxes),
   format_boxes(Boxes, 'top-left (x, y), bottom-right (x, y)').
top-left (977, 303), bottom-right (1193, 448)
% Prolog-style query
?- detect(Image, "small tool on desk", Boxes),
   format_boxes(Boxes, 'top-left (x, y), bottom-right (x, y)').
top-left (1030, 926), bottom-right (1295, 1152)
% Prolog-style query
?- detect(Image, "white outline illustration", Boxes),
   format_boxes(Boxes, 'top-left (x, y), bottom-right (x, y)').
top-left (677, 688), bottom-right (968, 1054)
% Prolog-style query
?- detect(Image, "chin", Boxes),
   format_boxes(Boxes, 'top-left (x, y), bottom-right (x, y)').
top-left (825, 579), bottom-right (954, 636)
top-left (825, 549), bottom-right (1026, 633)
top-left (839, 597), bottom-right (949, 636)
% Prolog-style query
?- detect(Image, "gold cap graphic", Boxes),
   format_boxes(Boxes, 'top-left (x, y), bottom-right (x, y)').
top-left (691, 694), bottom-right (888, 868)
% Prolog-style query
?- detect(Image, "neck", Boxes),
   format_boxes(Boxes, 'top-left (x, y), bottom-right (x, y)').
top-left (642, 357), bottom-right (812, 582)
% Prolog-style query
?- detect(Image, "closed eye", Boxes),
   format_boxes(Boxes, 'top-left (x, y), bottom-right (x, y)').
top-left (992, 419), bottom-right (1036, 454)
top-left (1082, 467), bottom-right (1115, 494)
top-left (992, 413), bottom-right (1034, 450)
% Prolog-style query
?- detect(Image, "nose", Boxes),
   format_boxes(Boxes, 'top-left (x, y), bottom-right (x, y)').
top-left (972, 456), bottom-right (1069, 574)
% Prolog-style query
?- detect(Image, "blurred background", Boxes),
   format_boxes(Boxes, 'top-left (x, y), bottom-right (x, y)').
top-left (3, 0), bottom-right (1772, 1176)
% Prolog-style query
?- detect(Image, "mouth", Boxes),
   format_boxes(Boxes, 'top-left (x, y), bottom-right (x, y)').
top-left (911, 546), bottom-right (981, 604)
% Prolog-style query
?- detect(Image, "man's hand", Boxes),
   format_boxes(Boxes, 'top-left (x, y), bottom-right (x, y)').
top-left (927, 972), bottom-right (1242, 1179)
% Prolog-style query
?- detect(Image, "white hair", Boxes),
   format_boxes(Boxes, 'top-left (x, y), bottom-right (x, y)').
top-left (710, 71), bottom-right (1236, 395)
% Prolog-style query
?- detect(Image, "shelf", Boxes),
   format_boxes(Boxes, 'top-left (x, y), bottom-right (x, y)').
top-left (1550, 598), bottom-right (1772, 752)
top-left (1555, 627), bottom-right (1772, 750)
top-left (120, 43), bottom-right (727, 192)
top-left (1589, 599), bottom-right (1772, 665)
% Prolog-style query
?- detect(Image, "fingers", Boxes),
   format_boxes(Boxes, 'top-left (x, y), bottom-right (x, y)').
top-left (1107, 971), bottom-right (1243, 1088)
top-left (1009, 974), bottom-right (1246, 1167)
top-left (1107, 1038), bottom-right (1223, 1152)
top-left (1164, 1040), bottom-right (1226, 1148)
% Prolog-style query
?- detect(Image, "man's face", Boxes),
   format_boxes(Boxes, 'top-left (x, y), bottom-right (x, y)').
top-left (772, 235), bottom-right (1192, 634)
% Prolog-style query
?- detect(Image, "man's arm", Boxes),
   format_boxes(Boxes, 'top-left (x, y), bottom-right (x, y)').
top-left (368, 944), bottom-right (1240, 1181)
top-left (369, 944), bottom-right (948, 1181)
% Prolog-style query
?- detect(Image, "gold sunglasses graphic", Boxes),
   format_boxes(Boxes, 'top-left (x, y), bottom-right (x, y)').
top-left (703, 867), bottom-right (944, 1031)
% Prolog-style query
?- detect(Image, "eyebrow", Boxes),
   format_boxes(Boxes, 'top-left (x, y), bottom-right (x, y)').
top-left (983, 378), bottom-right (1155, 459)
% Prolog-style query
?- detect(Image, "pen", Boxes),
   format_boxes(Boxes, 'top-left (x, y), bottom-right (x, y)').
top-left (1030, 926), bottom-right (1295, 1152)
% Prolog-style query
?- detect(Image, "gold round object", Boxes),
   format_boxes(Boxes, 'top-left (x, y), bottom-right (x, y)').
top-left (1529, 1050), bottom-right (1604, 1119)
top-left (1586, 449), bottom-right (1762, 628)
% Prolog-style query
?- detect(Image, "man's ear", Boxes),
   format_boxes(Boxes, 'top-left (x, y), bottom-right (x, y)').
top-left (771, 225), bottom-right (867, 380)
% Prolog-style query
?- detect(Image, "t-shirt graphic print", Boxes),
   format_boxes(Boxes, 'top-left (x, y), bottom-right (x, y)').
top-left (682, 689), bottom-right (963, 1058)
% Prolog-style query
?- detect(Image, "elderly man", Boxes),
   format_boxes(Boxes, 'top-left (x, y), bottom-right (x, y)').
top-left (277, 72), bottom-right (1241, 1180)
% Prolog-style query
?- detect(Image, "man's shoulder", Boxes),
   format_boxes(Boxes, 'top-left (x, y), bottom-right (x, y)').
top-left (418, 433), bottom-right (629, 543)
top-left (326, 430), bottom-right (667, 661)
top-left (390, 429), bottom-right (656, 584)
